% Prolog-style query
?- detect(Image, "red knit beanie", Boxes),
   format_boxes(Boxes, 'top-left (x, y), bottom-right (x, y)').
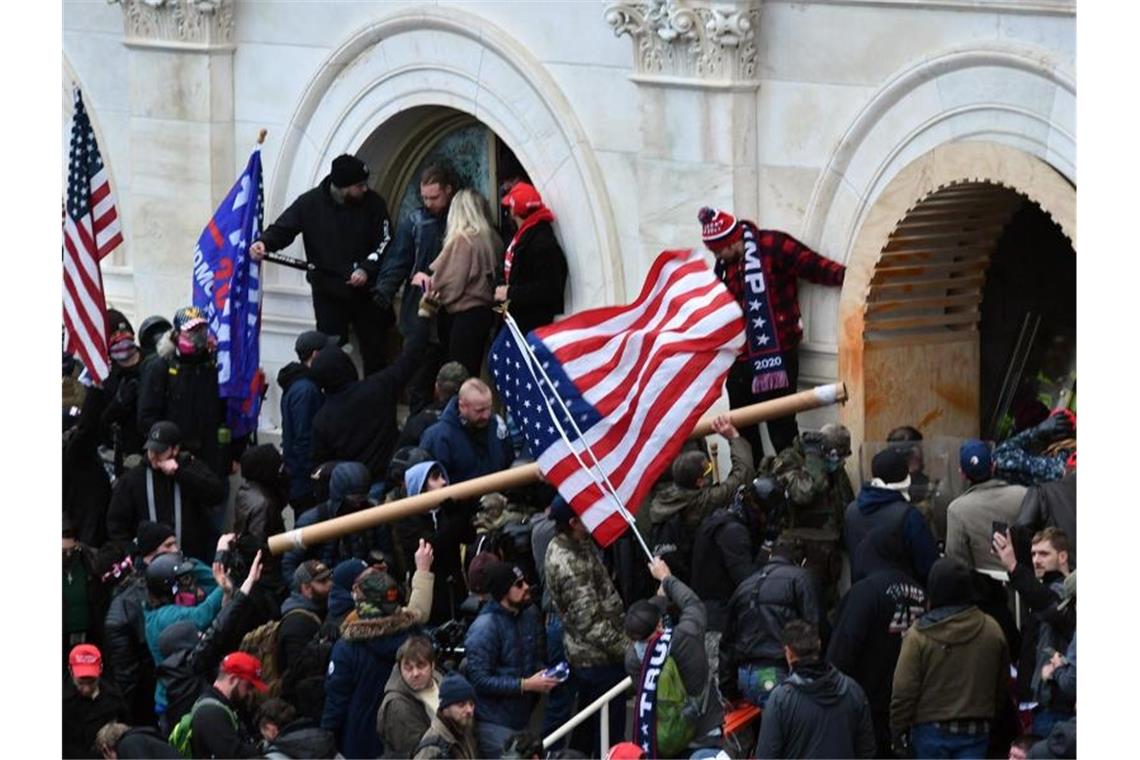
top-left (698, 206), bottom-right (743, 251)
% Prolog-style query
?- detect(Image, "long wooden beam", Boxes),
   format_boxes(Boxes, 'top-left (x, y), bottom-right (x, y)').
top-left (267, 382), bottom-right (847, 555)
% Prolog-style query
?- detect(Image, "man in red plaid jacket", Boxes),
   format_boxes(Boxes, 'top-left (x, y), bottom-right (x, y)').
top-left (698, 207), bottom-right (846, 459)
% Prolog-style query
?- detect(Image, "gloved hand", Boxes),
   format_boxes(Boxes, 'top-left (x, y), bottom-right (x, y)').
top-left (800, 430), bottom-right (825, 457)
top-left (1033, 409), bottom-right (1075, 443)
top-left (371, 288), bottom-right (392, 311)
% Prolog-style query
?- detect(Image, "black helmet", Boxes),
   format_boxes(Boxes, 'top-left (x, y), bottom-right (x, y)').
top-left (138, 315), bottom-right (173, 355)
top-left (387, 446), bottom-right (431, 485)
top-left (146, 552), bottom-right (195, 599)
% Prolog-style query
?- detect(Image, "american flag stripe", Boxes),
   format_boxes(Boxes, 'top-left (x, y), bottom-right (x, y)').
top-left (63, 89), bottom-right (122, 385)
top-left (491, 248), bottom-right (744, 547)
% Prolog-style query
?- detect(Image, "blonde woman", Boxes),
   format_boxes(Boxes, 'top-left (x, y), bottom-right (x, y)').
top-left (425, 188), bottom-right (503, 376)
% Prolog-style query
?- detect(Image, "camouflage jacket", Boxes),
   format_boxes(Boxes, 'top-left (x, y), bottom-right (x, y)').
top-left (544, 533), bottom-right (629, 668)
top-left (762, 441), bottom-right (854, 532)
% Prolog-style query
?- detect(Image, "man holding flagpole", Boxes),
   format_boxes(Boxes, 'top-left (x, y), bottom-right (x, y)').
top-left (697, 207), bottom-right (846, 460)
top-left (250, 154), bottom-right (394, 374)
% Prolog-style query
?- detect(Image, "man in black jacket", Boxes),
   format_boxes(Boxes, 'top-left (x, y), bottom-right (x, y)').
top-left (624, 558), bottom-right (723, 757)
top-left (308, 319), bottom-right (428, 487)
top-left (827, 526), bottom-right (927, 756)
top-left (718, 535), bottom-right (820, 708)
top-left (690, 478), bottom-right (769, 633)
top-left (63, 644), bottom-right (129, 759)
top-left (251, 154), bottom-right (394, 374)
top-left (494, 181), bottom-right (568, 336)
top-left (756, 621), bottom-right (876, 759)
top-left (190, 652), bottom-right (269, 758)
top-left (137, 307), bottom-right (231, 480)
top-left (104, 522), bottom-right (181, 725)
top-left (276, 560), bottom-right (332, 675)
top-left (107, 421), bottom-right (225, 563)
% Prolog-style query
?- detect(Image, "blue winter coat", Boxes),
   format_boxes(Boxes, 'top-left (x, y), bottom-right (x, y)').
top-left (463, 601), bottom-right (544, 730)
top-left (321, 609), bottom-right (423, 759)
top-left (277, 363), bottom-right (324, 503)
top-left (419, 397), bottom-right (513, 484)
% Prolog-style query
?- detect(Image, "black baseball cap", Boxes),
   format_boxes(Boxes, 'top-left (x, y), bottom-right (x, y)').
top-left (294, 330), bottom-right (337, 362)
top-left (144, 421), bottom-right (182, 453)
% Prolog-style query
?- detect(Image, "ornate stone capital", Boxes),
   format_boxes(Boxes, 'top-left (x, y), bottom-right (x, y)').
top-left (108, 0), bottom-right (234, 50)
top-left (604, 0), bottom-right (761, 83)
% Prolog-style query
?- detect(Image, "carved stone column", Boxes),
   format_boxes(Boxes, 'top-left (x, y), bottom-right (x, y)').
top-left (108, 0), bottom-right (236, 318)
top-left (605, 1), bottom-right (761, 253)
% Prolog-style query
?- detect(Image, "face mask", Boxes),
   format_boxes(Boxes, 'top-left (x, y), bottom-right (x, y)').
top-left (824, 458), bottom-right (842, 474)
top-left (177, 330), bottom-right (209, 356)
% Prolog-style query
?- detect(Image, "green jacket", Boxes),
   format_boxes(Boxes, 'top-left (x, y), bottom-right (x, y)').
top-left (890, 606), bottom-right (1010, 733)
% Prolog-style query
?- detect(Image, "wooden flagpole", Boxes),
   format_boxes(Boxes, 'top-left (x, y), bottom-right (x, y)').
top-left (266, 382), bottom-right (847, 555)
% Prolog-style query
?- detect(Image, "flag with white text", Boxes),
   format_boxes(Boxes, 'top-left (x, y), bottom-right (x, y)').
top-left (191, 147), bottom-right (265, 437)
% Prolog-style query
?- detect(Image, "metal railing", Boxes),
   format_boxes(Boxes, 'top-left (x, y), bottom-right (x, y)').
top-left (542, 676), bottom-right (633, 756)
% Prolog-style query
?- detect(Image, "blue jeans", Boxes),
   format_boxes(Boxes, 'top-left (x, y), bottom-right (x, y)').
top-left (738, 663), bottom-right (788, 707)
top-left (540, 613), bottom-right (577, 750)
top-left (571, 663), bottom-right (628, 758)
top-left (910, 723), bottom-right (989, 759)
top-left (1032, 708), bottom-right (1074, 739)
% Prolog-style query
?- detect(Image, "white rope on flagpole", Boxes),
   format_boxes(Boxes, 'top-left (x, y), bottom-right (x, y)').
top-left (501, 311), bottom-right (655, 562)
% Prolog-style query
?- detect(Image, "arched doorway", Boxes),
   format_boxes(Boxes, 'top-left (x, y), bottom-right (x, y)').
top-left (838, 142), bottom-right (1075, 447)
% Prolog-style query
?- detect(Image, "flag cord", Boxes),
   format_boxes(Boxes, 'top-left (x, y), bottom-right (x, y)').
top-left (501, 312), bottom-right (656, 562)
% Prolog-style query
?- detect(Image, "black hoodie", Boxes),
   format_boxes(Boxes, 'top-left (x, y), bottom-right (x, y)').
top-left (309, 331), bottom-right (425, 480)
top-left (827, 526), bottom-right (927, 749)
top-left (755, 659), bottom-right (877, 759)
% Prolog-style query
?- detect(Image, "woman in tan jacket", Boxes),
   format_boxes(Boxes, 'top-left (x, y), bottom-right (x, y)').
top-left (424, 188), bottom-right (502, 376)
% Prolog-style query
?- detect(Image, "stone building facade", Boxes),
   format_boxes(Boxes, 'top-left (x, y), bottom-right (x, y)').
top-left (63, 0), bottom-right (1076, 449)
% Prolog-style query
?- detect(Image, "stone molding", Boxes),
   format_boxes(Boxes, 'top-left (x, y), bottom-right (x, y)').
top-left (107, 0), bottom-right (234, 50)
top-left (605, 1), bottom-right (761, 83)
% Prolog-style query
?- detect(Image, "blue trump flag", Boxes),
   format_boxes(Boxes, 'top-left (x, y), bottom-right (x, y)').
top-left (190, 146), bottom-right (264, 437)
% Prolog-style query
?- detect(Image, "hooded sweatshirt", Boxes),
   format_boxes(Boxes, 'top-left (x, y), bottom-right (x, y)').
top-left (402, 460), bottom-right (471, 625)
top-left (755, 658), bottom-right (877, 759)
top-left (828, 527), bottom-right (927, 725)
top-left (328, 559), bottom-right (368, 628)
top-left (281, 461), bottom-right (372, 584)
top-left (890, 559), bottom-right (1010, 733)
top-left (309, 336), bottom-right (424, 481)
top-left (845, 485), bottom-right (939, 585)
top-left (277, 362), bottom-right (325, 504)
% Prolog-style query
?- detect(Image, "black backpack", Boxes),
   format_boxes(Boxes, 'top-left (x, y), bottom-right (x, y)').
top-left (650, 511), bottom-right (691, 581)
top-left (279, 626), bottom-right (336, 721)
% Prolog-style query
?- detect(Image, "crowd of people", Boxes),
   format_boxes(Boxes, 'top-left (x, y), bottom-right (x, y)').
top-left (62, 155), bottom-right (1076, 759)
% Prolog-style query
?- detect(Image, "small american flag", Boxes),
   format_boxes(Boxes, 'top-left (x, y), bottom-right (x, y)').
top-left (62, 88), bottom-right (123, 385)
top-left (489, 249), bottom-right (745, 546)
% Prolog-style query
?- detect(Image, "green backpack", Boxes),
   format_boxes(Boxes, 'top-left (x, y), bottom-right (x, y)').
top-left (168, 697), bottom-right (237, 758)
top-left (655, 654), bottom-right (705, 758)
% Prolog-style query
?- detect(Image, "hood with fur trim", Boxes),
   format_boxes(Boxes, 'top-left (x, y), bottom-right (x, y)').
top-left (339, 608), bottom-right (421, 642)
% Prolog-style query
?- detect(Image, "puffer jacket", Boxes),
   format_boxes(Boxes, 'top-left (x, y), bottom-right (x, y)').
top-left (419, 397), bottom-right (513, 485)
top-left (377, 666), bottom-right (440, 759)
top-left (625, 576), bottom-right (723, 747)
top-left (890, 605), bottom-right (1010, 733)
top-left (755, 659), bottom-right (877, 759)
top-left (463, 601), bottom-right (544, 730)
top-left (717, 555), bottom-right (820, 700)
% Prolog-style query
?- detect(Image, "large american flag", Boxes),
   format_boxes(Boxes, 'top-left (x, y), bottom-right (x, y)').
top-left (489, 248), bottom-right (745, 546)
top-left (63, 88), bottom-right (123, 385)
